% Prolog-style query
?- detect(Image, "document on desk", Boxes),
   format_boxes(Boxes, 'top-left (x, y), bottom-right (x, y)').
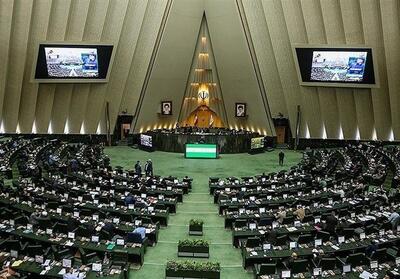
top-left (331, 245), bottom-right (339, 250)
top-left (359, 270), bottom-right (373, 278)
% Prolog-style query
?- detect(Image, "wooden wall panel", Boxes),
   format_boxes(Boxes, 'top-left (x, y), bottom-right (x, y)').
top-left (2, 0), bottom-right (33, 132)
top-left (242, 0), bottom-right (288, 120)
top-left (120, 0), bottom-right (168, 122)
top-left (34, 0), bottom-right (72, 133)
top-left (17, 0), bottom-right (52, 133)
top-left (51, 0), bottom-right (91, 134)
top-left (0, 0), bottom-right (15, 130)
top-left (281, 0), bottom-right (322, 138)
top-left (50, 0), bottom-right (90, 134)
top-left (301, 0), bottom-right (340, 139)
top-left (360, 0), bottom-right (392, 140)
top-left (340, 0), bottom-right (374, 140)
top-left (67, 0), bottom-right (109, 134)
top-left (260, 0), bottom-right (304, 136)
top-left (380, 0), bottom-right (400, 140)
top-left (84, 0), bottom-right (139, 134)
top-left (320, 0), bottom-right (358, 140)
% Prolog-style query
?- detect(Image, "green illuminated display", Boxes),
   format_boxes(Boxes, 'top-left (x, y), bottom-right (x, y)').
top-left (185, 144), bottom-right (218, 159)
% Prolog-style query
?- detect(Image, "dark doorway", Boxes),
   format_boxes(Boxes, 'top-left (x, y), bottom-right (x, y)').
top-left (113, 114), bottom-right (133, 144)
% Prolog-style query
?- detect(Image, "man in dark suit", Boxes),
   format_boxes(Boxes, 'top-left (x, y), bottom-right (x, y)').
top-left (134, 161), bottom-right (142, 177)
top-left (325, 212), bottom-right (338, 235)
top-left (279, 151), bottom-right (285, 166)
top-left (145, 159), bottom-right (153, 177)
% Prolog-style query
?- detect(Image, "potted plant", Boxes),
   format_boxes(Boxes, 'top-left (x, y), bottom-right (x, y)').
top-left (189, 219), bottom-right (203, 235)
top-left (178, 239), bottom-right (209, 258)
top-left (165, 260), bottom-right (220, 279)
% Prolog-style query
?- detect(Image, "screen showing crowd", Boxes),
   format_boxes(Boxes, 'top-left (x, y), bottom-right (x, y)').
top-left (44, 47), bottom-right (99, 78)
top-left (140, 134), bottom-right (153, 148)
top-left (310, 51), bottom-right (367, 82)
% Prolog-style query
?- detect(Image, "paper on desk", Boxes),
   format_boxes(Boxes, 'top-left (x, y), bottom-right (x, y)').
top-left (11, 260), bottom-right (23, 267)
top-left (359, 271), bottom-right (373, 278)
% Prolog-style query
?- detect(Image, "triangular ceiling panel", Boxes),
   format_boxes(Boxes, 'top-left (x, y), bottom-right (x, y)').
top-left (178, 14), bottom-right (228, 128)
top-left (133, 0), bottom-right (274, 136)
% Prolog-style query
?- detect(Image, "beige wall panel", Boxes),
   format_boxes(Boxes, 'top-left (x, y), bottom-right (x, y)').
top-left (281, 0), bottom-right (322, 138)
top-left (340, 0), bottom-right (374, 140)
top-left (84, 0), bottom-right (138, 134)
top-left (120, 0), bottom-right (167, 122)
top-left (360, 0), bottom-right (391, 140)
top-left (67, 0), bottom-right (109, 133)
top-left (0, 0), bottom-right (14, 127)
top-left (85, 0), bottom-right (131, 133)
top-left (133, 0), bottom-right (205, 133)
top-left (2, 0), bottom-right (33, 132)
top-left (242, 0), bottom-right (288, 120)
top-left (35, 0), bottom-right (72, 133)
top-left (50, 0), bottom-right (91, 134)
top-left (380, 0), bottom-right (400, 139)
top-left (205, 0), bottom-right (273, 135)
top-left (260, 0), bottom-right (305, 136)
top-left (17, 0), bottom-right (52, 133)
top-left (320, 0), bottom-right (357, 139)
top-left (301, 0), bottom-right (340, 139)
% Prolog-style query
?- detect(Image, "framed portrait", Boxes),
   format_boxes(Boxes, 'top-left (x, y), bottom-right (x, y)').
top-left (235, 103), bottom-right (246, 117)
top-left (161, 101), bottom-right (172, 115)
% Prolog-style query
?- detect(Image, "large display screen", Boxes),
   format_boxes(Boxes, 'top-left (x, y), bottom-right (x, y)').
top-left (44, 47), bottom-right (99, 78)
top-left (33, 43), bottom-right (113, 82)
top-left (140, 134), bottom-right (153, 148)
top-left (311, 51), bottom-right (367, 82)
top-left (185, 144), bottom-right (218, 159)
top-left (294, 47), bottom-right (376, 87)
top-left (251, 137), bottom-right (264, 150)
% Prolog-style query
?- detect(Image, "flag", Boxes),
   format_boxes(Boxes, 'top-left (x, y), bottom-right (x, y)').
top-left (209, 114), bottom-right (214, 127)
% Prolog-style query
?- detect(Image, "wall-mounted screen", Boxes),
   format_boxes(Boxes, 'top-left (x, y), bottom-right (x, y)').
top-left (185, 144), bottom-right (218, 159)
top-left (33, 43), bottom-right (114, 83)
top-left (140, 134), bottom-right (153, 148)
top-left (251, 137), bottom-right (264, 150)
top-left (294, 46), bottom-right (378, 88)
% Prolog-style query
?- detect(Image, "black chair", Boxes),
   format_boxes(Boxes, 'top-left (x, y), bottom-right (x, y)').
top-left (282, 216), bottom-right (294, 225)
top-left (255, 263), bottom-right (276, 277)
top-left (341, 228), bottom-right (354, 239)
top-left (275, 235), bottom-right (288, 246)
top-left (53, 222), bottom-right (68, 234)
top-left (297, 234), bottom-right (313, 244)
top-left (290, 259), bottom-right (309, 273)
top-left (126, 232), bottom-right (143, 244)
top-left (370, 248), bottom-right (387, 263)
top-left (25, 245), bottom-right (44, 257)
top-left (259, 217), bottom-right (274, 226)
top-left (342, 253), bottom-right (369, 267)
top-left (79, 248), bottom-right (100, 264)
top-left (37, 217), bottom-right (52, 230)
top-left (245, 237), bottom-right (260, 248)
top-left (319, 258), bottom-right (336, 270)
top-left (316, 231), bottom-right (330, 242)
top-left (234, 219), bottom-right (247, 229)
top-left (111, 250), bottom-right (129, 267)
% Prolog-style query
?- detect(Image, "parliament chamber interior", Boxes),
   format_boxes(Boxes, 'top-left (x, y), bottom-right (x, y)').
top-left (1, 0), bottom-right (400, 278)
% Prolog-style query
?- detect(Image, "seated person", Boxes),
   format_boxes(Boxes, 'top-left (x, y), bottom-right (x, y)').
top-left (388, 212), bottom-right (400, 230)
top-left (324, 212), bottom-right (338, 235)
top-left (284, 252), bottom-right (298, 269)
top-left (293, 205), bottom-right (305, 221)
top-left (133, 226), bottom-right (146, 240)
top-left (275, 208), bottom-right (286, 224)
top-left (124, 194), bottom-right (136, 206)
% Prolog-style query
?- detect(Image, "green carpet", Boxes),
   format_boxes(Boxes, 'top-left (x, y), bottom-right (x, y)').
top-left (104, 147), bottom-right (302, 279)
